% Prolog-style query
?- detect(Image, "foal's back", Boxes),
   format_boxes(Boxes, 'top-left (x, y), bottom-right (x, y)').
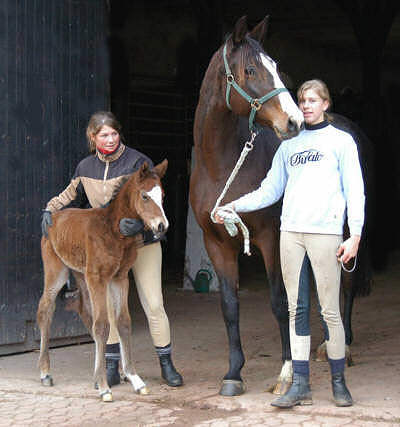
top-left (43, 207), bottom-right (137, 278)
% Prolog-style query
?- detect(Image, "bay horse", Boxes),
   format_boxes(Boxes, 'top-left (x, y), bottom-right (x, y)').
top-left (37, 160), bottom-right (168, 402)
top-left (315, 113), bottom-right (373, 365)
top-left (190, 15), bottom-right (304, 396)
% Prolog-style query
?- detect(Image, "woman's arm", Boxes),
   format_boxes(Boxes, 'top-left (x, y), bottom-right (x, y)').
top-left (215, 146), bottom-right (288, 223)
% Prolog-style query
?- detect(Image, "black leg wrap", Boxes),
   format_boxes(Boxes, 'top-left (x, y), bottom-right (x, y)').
top-left (104, 343), bottom-right (121, 388)
top-left (332, 372), bottom-right (353, 407)
top-left (106, 357), bottom-right (121, 387)
top-left (271, 373), bottom-right (312, 408)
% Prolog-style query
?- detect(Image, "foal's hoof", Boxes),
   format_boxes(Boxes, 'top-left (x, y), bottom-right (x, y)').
top-left (137, 386), bottom-right (149, 395)
top-left (100, 390), bottom-right (113, 402)
top-left (219, 379), bottom-right (245, 396)
top-left (41, 374), bottom-right (54, 387)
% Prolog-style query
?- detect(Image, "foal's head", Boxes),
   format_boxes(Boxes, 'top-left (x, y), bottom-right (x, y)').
top-left (217, 15), bottom-right (304, 139)
top-left (124, 159), bottom-right (169, 238)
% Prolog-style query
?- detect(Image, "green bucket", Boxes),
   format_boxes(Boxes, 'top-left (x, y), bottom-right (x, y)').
top-left (193, 269), bottom-right (212, 293)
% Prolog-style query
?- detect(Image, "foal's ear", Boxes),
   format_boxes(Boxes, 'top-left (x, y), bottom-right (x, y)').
top-left (153, 159), bottom-right (168, 179)
top-left (249, 15), bottom-right (269, 45)
top-left (138, 161), bottom-right (151, 180)
top-left (233, 15), bottom-right (248, 45)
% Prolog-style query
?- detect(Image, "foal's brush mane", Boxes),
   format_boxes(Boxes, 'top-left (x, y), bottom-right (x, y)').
top-left (103, 161), bottom-right (160, 247)
top-left (105, 161), bottom-right (157, 208)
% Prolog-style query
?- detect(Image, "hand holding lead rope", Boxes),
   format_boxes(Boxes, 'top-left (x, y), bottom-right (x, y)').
top-left (210, 131), bottom-right (258, 256)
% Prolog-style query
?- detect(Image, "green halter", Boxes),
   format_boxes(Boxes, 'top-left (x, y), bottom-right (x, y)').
top-left (223, 43), bottom-right (288, 131)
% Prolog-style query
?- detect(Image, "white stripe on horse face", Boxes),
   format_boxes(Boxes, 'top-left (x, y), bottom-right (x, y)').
top-left (260, 53), bottom-right (304, 125)
top-left (147, 185), bottom-right (169, 228)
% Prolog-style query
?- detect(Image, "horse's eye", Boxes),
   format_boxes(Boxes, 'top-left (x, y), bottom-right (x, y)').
top-left (245, 66), bottom-right (256, 77)
top-left (141, 192), bottom-right (149, 201)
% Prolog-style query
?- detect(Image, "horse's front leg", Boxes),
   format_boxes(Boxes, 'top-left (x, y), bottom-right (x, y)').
top-left (108, 277), bottom-right (149, 395)
top-left (256, 227), bottom-right (292, 395)
top-left (37, 239), bottom-right (69, 387)
top-left (86, 273), bottom-right (112, 402)
top-left (205, 237), bottom-right (244, 396)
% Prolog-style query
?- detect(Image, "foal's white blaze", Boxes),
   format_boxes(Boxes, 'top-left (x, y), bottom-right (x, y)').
top-left (260, 53), bottom-right (304, 127)
top-left (147, 185), bottom-right (169, 229)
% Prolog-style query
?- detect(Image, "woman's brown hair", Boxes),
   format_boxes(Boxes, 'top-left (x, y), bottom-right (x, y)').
top-left (86, 111), bottom-right (123, 153)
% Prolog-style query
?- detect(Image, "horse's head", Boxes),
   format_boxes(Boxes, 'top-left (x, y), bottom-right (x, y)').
top-left (220, 15), bottom-right (303, 140)
top-left (130, 159), bottom-right (169, 238)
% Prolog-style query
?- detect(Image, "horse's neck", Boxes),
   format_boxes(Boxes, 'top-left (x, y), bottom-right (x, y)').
top-left (195, 97), bottom-right (242, 172)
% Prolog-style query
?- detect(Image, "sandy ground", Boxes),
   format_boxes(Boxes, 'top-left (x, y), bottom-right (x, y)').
top-left (0, 252), bottom-right (399, 426)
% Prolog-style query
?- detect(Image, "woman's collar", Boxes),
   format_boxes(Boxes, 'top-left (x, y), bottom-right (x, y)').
top-left (304, 120), bottom-right (329, 131)
top-left (96, 142), bottom-right (125, 162)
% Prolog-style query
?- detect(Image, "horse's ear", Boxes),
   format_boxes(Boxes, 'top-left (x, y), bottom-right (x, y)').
top-left (249, 15), bottom-right (269, 45)
top-left (232, 15), bottom-right (248, 45)
top-left (138, 161), bottom-right (150, 180)
top-left (153, 159), bottom-right (168, 179)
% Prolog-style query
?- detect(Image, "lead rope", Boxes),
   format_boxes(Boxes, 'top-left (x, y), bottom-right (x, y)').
top-left (341, 255), bottom-right (357, 273)
top-left (210, 131), bottom-right (257, 256)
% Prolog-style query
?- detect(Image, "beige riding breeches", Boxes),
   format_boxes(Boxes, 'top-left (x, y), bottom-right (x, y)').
top-left (106, 241), bottom-right (171, 347)
top-left (280, 231), bottom-right (345, 361)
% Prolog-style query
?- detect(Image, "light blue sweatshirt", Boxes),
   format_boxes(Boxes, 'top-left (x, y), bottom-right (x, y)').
top-left (233, 122), bottom-right (365, 236)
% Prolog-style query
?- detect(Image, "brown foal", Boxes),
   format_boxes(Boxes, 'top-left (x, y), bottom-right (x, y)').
top-left (37, 160), bottom-right (168, 402)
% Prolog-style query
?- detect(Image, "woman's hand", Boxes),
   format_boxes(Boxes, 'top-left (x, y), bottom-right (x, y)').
top-left (214, 203), bottom-right (235, 224)
top-left (336, 235), bottom-right (361, 264)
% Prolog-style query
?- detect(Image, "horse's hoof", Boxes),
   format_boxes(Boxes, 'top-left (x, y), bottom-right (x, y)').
top-left (219, 379), bottom-right (245, 396)
top-left (271, 379), bottom-right (292, 395)
top-left (137, 386), bottom-right (149, 395)
top-left (315, 342), bottom-right (328, 362)
top-left (100, 390), bottom-right (113, 402)
top-left (345, 345), bottom-right (354, 366)
top-left (41, 374), bottom-right (53, 387)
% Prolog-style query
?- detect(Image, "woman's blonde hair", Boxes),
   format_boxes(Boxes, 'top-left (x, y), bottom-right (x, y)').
top-left (86, 111), bottom-right (123, 153)
top-left (297, 79), bottom-right (332, 109)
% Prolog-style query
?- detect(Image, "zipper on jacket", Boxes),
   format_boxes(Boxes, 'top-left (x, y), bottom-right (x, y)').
top-left (103, 161), bottom-right (110, 204)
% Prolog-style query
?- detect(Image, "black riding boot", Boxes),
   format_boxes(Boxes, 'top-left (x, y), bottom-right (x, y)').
top-left (329, 357), bottom-right (353, 406)
top-left (332, 372), bottom-right (353, 406)
top-left (155, 344), bottom-right (183, 387)
top-left (105, 343), bottom-right (121, 387)
top-left (271, 372), bottom-right (313, 408)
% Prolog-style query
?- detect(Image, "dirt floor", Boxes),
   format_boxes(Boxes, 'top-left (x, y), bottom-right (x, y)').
top-left (0, 252), bottom-right (399, 426)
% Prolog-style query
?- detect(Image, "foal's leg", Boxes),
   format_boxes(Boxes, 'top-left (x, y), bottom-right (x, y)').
top-left (85, 273), bottom-right (112, 402)
top-left (256, 227), bottom-right (292, 395)
top-left (37, 239), bottom-right (69, 386)
top-left (205, 236), bottom-right (244, 396)
top-left (71, 271), bottom-right (93, 334)
top-left (108, 278), bottom-right (148, 395)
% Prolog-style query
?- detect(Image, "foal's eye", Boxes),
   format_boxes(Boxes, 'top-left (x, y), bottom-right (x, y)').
top-left (141, 192), bottom-right (149, 201)
top-left (245, 66), bottom-right (256, 77)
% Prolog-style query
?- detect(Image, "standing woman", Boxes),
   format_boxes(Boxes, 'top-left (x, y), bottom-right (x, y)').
top-left (42, 111), bottom-right (183, 388)
top-left (216, 79), bottom-right (364, 407)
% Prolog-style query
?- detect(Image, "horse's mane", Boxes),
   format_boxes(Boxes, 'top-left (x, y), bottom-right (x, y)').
top-left (225, 34), bottom-right (265, 83)
top-left (199, 33), bottom-right (267, 108)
